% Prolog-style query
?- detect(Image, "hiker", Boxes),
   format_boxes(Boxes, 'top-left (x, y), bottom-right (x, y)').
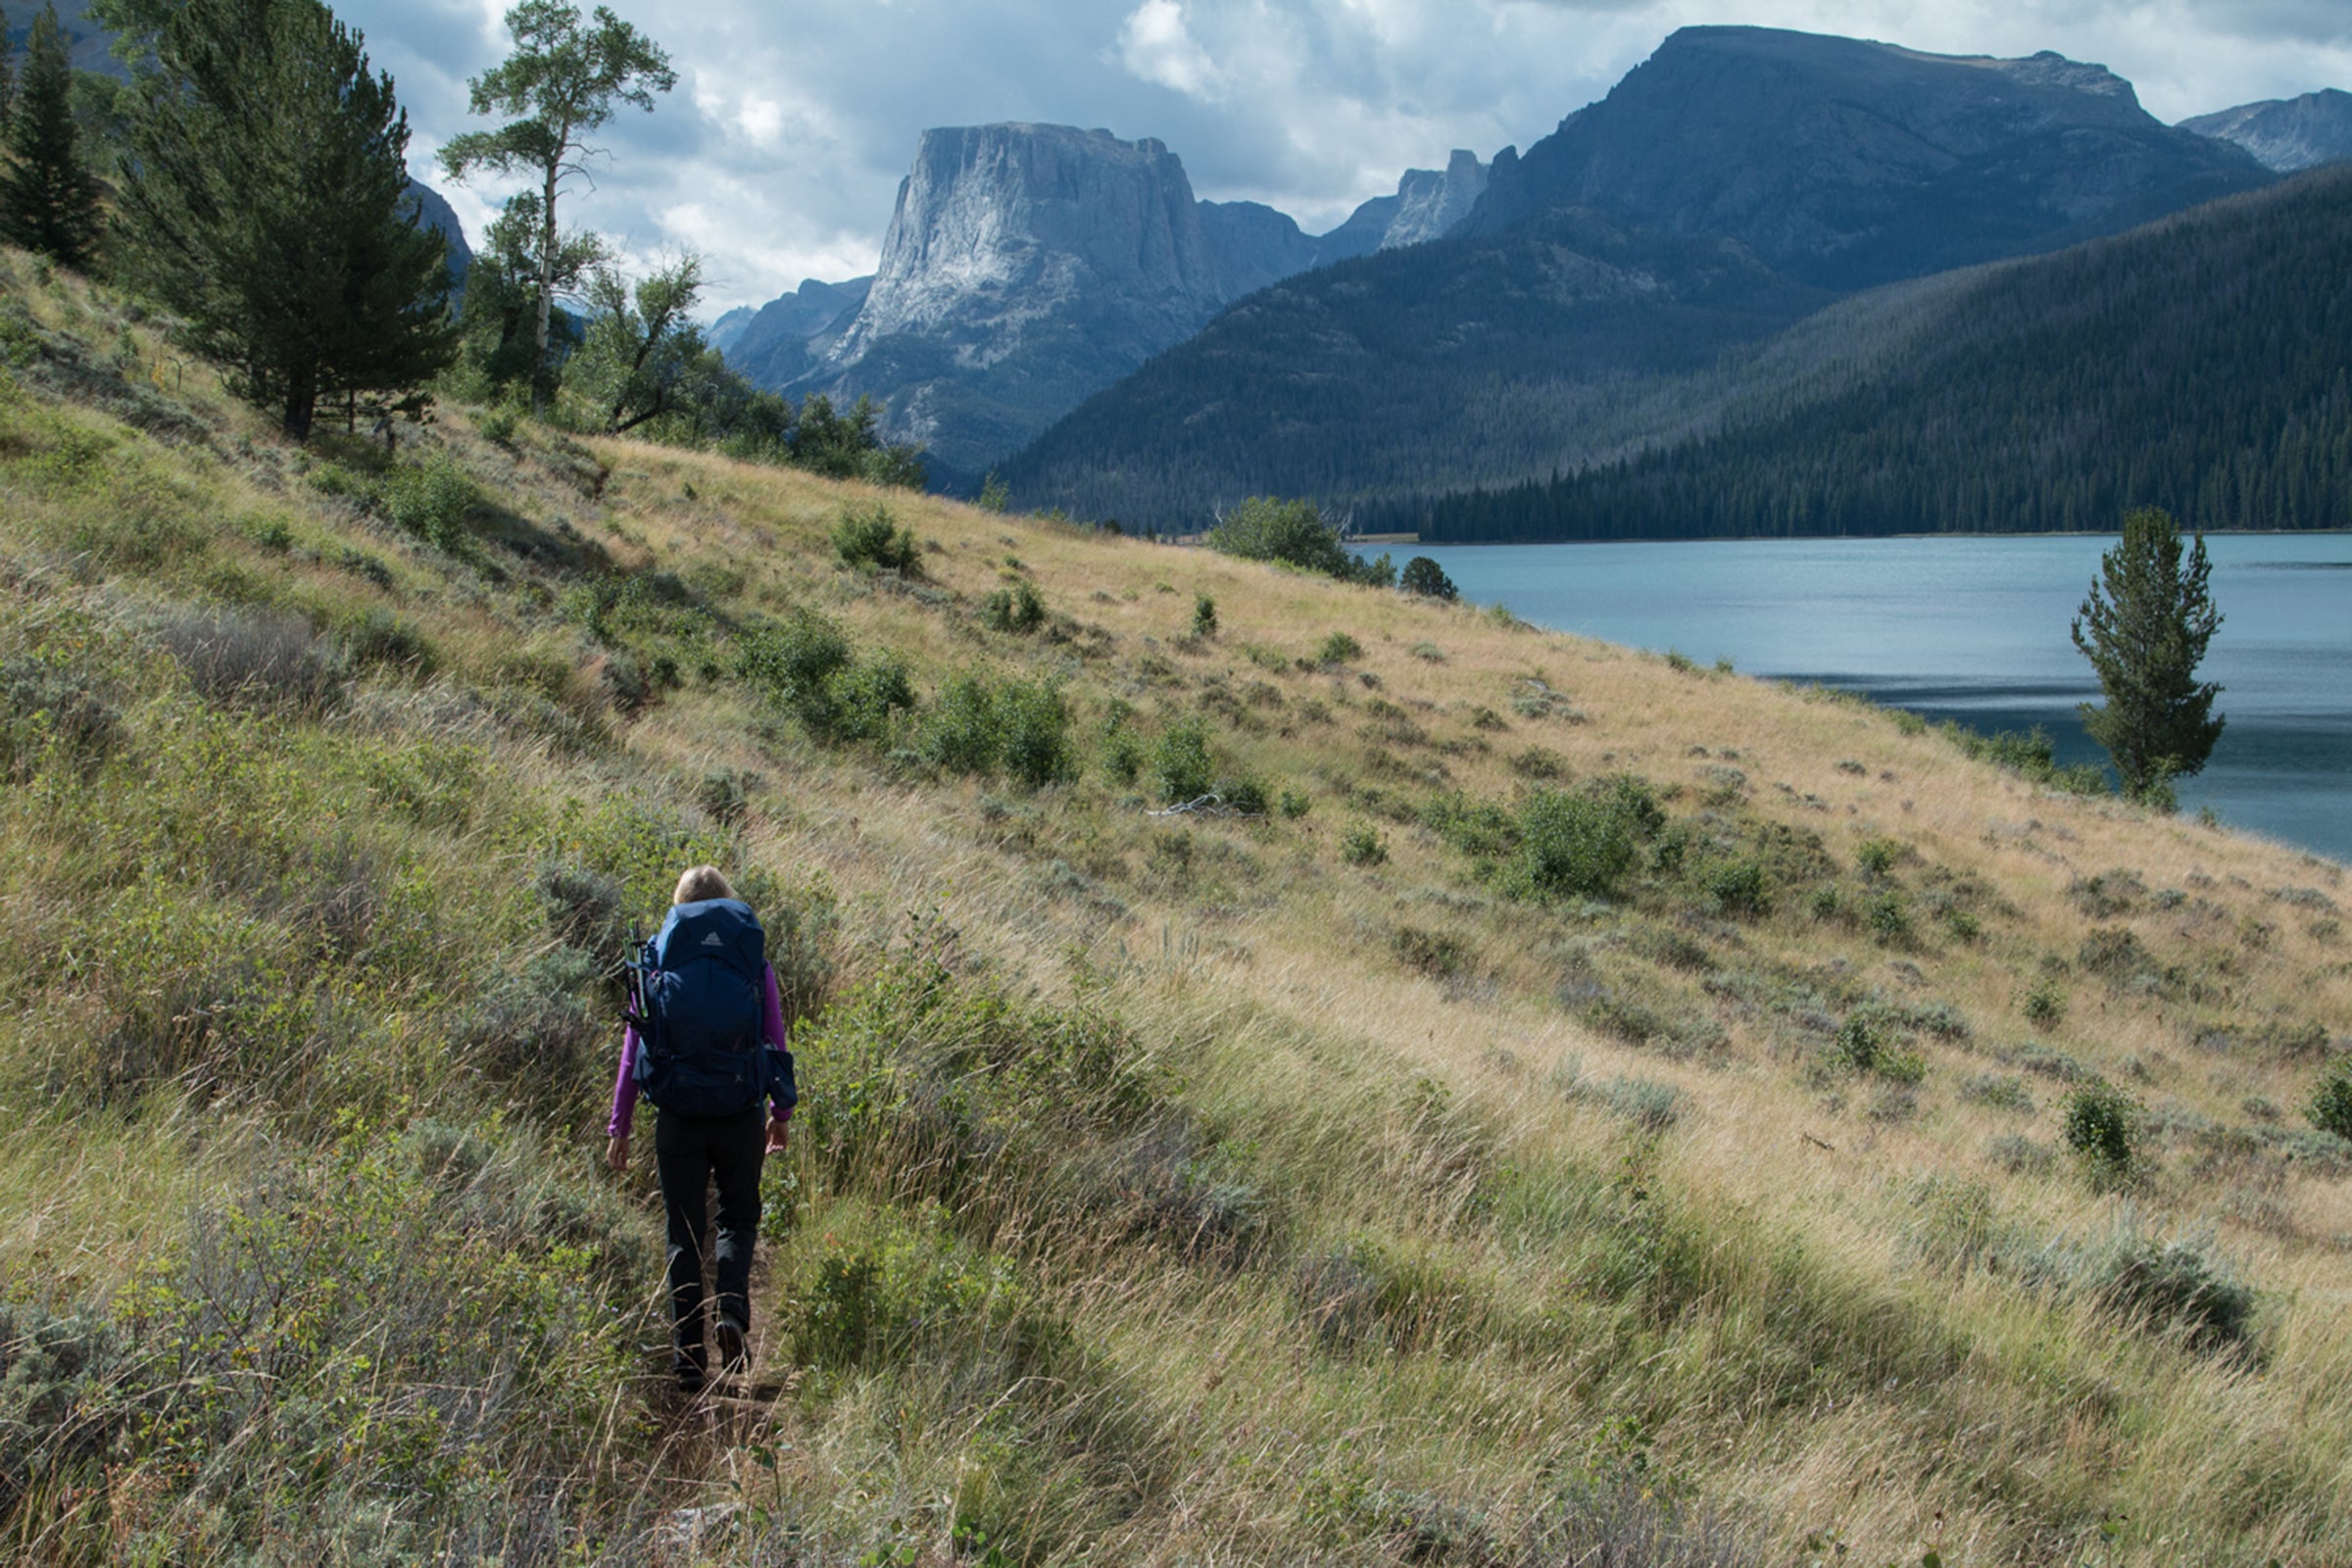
top-left (606, 865), bottom-right (798, 1392)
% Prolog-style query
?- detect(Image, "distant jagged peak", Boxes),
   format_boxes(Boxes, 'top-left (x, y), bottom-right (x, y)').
top-left (2180, 88), bottom-right (2352, 172)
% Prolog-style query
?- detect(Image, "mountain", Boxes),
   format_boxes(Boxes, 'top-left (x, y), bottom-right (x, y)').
top-left (402, 178), bottom-right (473, 286)
top-left (11, 0), bottom-right (120, 71)
top-left (711, 275), bottom-right (873, 388)
top-left (2181, 89), bottom-right (2352, 172)
top-left (1003, 26), bottom-right (2278, 528)
top-left (782, 123), bottom-right (1245, 475)
top-left (1463, 26), bottom-right (2270, 289)
top-left (754, 126), bottom-right (1496, 476)
top-left (1395, 165), bottom-right (2352, 542)
top-left (1315, 149), bottom-right (1495, 258)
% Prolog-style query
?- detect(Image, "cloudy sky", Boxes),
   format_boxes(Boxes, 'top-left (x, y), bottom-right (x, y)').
top-left (331, 0), bottom-right (2352, 313)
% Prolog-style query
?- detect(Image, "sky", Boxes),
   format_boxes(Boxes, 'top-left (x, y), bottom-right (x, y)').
top-left (327, 0), bottom-right (2352, 314)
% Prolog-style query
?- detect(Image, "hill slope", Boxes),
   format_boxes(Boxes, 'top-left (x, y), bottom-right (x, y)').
top-left (5, 249), bottom-right (2352, 1564)
top-left (1397, 165), bottom-right (2352, 541)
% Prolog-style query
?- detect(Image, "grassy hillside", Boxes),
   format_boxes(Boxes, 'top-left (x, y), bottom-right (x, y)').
top-left (5, 248), bottom-right (2352, 1566)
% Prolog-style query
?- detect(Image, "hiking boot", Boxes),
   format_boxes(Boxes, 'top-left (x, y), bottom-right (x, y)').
top-left (713, 1313), bottom-right (748, 1373)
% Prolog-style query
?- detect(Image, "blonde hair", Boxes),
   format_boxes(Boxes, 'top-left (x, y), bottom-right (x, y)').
top-left (673, 864), bottom-right (736, 905)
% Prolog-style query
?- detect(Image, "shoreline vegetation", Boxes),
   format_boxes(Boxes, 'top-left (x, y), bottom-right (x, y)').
top-left (7, 251), bottom-right (2352, 1564)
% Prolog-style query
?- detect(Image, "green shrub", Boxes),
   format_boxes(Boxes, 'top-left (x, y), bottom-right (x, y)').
top-left (1503, 788), bottom-right (1640, 903)
top-left (1152, 718), bottom-right (1213, 803)
top-left (1865, 892), bottom-right (1913, 947)
top-left (982, 578), bottom-right (1047, 634)
top-left (2308, 1057), bottom-right (2352, 1139)
top-left (382, 454), bottom-right (476, 550)
top-left (1509, 746), bottom-right (1565, 781)
top-left (1, 657), bottom-right (122, 780)
top-left (1278, 787), bottom-right (1310, 819)
top-left (1391, 925), bottom-right (1470, 979)
top-left (999, 680), bottom-right (1076, 788)
top-left (822, 657), bottom-right (915, 743)
top-left (832, 503), bottom-right (919, 572)
top-left (338, 607), bottom-right (437, 676)
top-left (1316, 630), bottom-right (1363, 664)
top-left (2063, 1081), bottom-right (2141, 1182)
top-left (1342, 825), bottom-right (1388, 866)
top-left (1854, 837), bottom-right (1905, 878)
top-left (1216, 775), bottom-right (1268, 814)
top-left (1705, 858), bottom-right (1770, 916)
top-left (920, 674), bottom-right (1003, 775)
top-left (1205, 496), bottom-right (1392, 584)
top-left (1192, 594), bottom-right (1217, 637)
top-left (2023, 980), bottom-right (2068, 1028)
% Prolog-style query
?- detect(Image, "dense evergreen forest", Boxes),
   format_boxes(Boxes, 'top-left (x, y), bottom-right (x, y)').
top-left (1389, 166), bottom-right (2352, 541)
top-left (997, 206), bottom-right (1830, 525)
top-left (1009, 167), bottom-right (2352, 539)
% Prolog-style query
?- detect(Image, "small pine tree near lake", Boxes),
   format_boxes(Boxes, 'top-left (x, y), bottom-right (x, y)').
top-left (2072, 507), bottom-right (2224, 807)
top-left (0, 4), bottom-right (106, 270)
top-left (1398, 556), bottom-right (1457, 600)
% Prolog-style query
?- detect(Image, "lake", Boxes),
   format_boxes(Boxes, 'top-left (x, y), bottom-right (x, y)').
top-left (1414, 535), bottom-right (2352, 866)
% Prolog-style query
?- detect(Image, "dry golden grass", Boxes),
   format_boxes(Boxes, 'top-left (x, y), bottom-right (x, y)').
top-left (5, 247), bottom-right (2350, 1563)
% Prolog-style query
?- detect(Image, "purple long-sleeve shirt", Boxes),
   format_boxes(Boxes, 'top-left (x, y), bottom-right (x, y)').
top-left (609, 963), bottom-right (795, 1138)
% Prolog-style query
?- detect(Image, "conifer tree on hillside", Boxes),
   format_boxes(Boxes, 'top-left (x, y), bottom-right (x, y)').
top-left (2072, 507), bottom-right (2226, 806)
top-left (115, 0), bottom-right (457, 439)
top-left (439, 2), bottom-right (674, 414)
top-left (0, 4), bottom-right (106, 270)
top-left (2, 6), bottom-right (16, 131)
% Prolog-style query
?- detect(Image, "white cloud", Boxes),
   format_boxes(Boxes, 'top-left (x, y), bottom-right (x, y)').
top-left (325, 0), bottom-right (2352, 314)
top-left (1118, 0), bottom-right (1228, 100)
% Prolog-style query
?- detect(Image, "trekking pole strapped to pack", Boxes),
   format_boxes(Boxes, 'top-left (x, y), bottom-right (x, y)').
top-left (630, 898), bottom-right (771, 1116)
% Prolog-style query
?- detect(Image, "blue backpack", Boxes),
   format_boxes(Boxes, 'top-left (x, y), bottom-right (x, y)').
top-left (629, 899), bottom-right (778, 1117)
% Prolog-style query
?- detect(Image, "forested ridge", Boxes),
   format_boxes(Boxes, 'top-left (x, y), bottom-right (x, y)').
top-left (1009, 167), bottom-right (2352, 539)
top-left (1394, 165), bottom-right (2352, 541)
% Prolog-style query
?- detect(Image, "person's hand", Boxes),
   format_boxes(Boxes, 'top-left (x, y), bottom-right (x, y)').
top-left (764, 1116), bottom-right (791, 1154)
top-left (606, 1133), bottom-right (629, 1171)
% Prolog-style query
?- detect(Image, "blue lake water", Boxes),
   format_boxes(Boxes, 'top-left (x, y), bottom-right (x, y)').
top-left (1414, 535), bottom-right (2352, 865)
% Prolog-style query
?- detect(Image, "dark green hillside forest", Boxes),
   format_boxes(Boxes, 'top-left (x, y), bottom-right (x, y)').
top-left (1397, 166), bottom-right (2352, 541)
top-left (1009, 168), bottom-right (2352, 540)
top-left (998, 206), bottom-right (1829, 526)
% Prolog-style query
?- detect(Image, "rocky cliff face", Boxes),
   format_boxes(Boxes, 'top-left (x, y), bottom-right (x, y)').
top-left (1319, 150), bottom-right (1494, 260)
top-left (1463, 26), bottom-right (2270, 287)
top-left (401, 179), bottom-right (473, 287)
top-left (712, 276), bottom-right (872, 387)
top-left (2181, 90), bottom-right (2352, 172)
top-left (792, 123), bottom-right (1308, 476)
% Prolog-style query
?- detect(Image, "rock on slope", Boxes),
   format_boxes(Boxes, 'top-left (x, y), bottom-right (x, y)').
top-left (1464, 25), bottom-right (2269, 287)
top-left (2181, 89), bottom-right (2352, 172)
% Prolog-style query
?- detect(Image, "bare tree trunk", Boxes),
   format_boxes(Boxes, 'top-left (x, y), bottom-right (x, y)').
top-left (283, 364), bottom-right (317, 442)
top-left (532, 143), bottom-right (562, 416)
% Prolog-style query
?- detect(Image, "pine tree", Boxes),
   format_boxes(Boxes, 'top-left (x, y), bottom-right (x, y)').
top-left (0, 4), bottom-right (106, 269)
top-left (115, 0), bottom-right (457, 438)
top-left (2071, 507), bottom-right (2226, 806)
top-left (2, 5), bottom-right (16, 133)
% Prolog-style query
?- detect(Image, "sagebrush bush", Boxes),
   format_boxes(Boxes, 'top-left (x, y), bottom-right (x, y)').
top-left (0, 656), bottom-right (122, 779)
top-left (156, 606), bottom-right (344, 712)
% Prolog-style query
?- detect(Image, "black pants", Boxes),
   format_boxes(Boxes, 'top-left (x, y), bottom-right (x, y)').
top-left (654, 1103), bottom-right (766, 1377)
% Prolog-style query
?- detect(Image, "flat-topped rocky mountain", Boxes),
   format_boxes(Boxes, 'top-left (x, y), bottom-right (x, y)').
top-left (734, 129), bottom-right (1497, 476)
